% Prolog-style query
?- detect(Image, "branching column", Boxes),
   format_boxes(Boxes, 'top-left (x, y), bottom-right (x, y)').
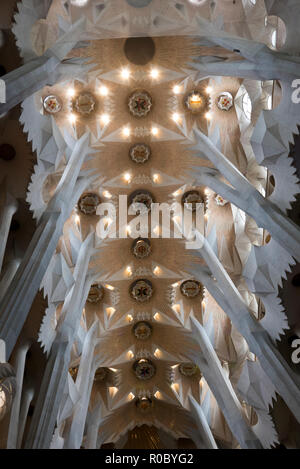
top-left (0, 189), bottom-right (18, 274)
top-left (0, 133), bottom-right (93, 358)
top-left (191, 129), bottom-right (300, 262)
top-left (187, 316), bottom-right (262, 449)
top-left (64, 321), bottom-right (99, 449)
top-left (24, 232), bottom-right (96, 449)
top-left (190, 232), bottom-right (300, 423)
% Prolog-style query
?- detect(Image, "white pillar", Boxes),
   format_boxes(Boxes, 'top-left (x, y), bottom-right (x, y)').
top-left (17, 387), bottom-right (34, 449)
top-left (0, 17), bottom-right (87, 115)
top-left (0, 258), bottom-right (21, 301)
top-left (191, 129), bottom-right (300, 262)
top-left (0, 339), bottom-right (5, 362)
top-left (64, 321), bottom-right (99, 449)
top-left (188, 395), bottom-right (218, 449)
top-left (0, 192), bottom-right (18, 274)
top-left (190, 231), bottom-right (300, 423)
top-left (0, 133), bottom-right (92, 358)
top-left (24, 233), bottom-right (95, 449)
top-left (85, 403), bottom-right (102, 449)
top-left (7, 341), bottom-right (31, 449)
top-left (188, 316), bottom-right (262, 449)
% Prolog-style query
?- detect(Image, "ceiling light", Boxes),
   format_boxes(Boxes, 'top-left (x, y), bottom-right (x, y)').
top-left (173, 85), bottom-right (181, 95)
top-left (171, 383), bottom-right (179, 392)
top-left (172, 189), bottom-right (182, 197)
top-left (150, 68), bottom-right (159, 79)
top-left (67, 88), bottom-right (75, 97)
top-left (103, 190), bottom-right (112, 199)
top-left (68, 113), bottom-right (77, 124)
top-left (109, 386), bottom-right (118, 398)
top-left (151, 127), bottom-right (158, 136)
top-left (121, 68), bottom-right (131, 80)
top-left (153, 225), bottom-right (160, 236)
top-left (172, 112), bottom-right (181, 123)
top-left (106, 307), bottom-right (116, 317)
top-left (124, 172), bottom-right (132, 183)
top-left (123, 127), bottom-right (131, 137)
top-left (205, 86), bottom-right (213, 94)
top-left (205, 112), bottom-right (212, 120)
top-left (99, 85), bottom-right (108, 96)
top-left (100, 114), bottom-right (110, 125)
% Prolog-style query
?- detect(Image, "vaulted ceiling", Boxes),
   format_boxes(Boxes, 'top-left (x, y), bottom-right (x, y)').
top-left (0, 0), bottom-right (300, 450)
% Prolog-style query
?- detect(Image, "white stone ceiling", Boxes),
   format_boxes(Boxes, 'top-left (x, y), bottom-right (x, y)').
top-left (8, 0), bottom-right (300, 449)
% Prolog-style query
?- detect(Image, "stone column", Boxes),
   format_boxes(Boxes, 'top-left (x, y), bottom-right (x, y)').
top-left (188, 395), bottom-right (218, 449)
top-left (24, 232), bottom-right (95, 449)
top-left (63, 321), bottom-right (99, 449)
top-left (7, 341), bottom-right (31, 448)
top-left (0, 57), bottom-right (60, 115)
top-left (0, 259), bottom-right (21, 302)
top-left (17, 387), bottom-right (34, 449)
top-left (194, 19), bottom-right (300, 81)
top-left (0, 190), bottom-right (18, 274)
top-left (191, 129), bottom-right (300, 262)
top-left (0, 133), bottom-right (92, 358)
top-left (0, 17), bottom-right (87, 115)
top-left (190, 231), bottom-right (300, 424)
top-left (187, 316), bottom-right (262, 449)
top-left (85, 403), bottom-right (102, 449)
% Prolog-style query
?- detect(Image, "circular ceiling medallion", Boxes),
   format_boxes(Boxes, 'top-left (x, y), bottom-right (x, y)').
top-left (130, 279), bottom-right (154, 303)
top-left (133, 359), bottom-right (156, 380)
top-left (184, 91), bottom-right (206, 113)
top-left (72, 92), bottom-right (96, 115)
top-left (215, 194), bottom-right (228, 206)
top-left (87, 284), bottom-right (104, 303)
top-left (180, 280), bottom-right (203, 299)
top-left (0, 144), bottom-right (16, 161)
top-left (94, 367), bottom-right (108, 383)
top-left (132, 238), bottom-right (152, 259)
top-left (135, 397), bottom-right (153, 412)
top-left (217, 92), bottom-right (233, 111)
top-left (182, 190), bottom-right (204, 212)
top-left (43, 95), bottom-right (62, 114)
top-left (124, 37), bottom-right (155, 65)
top-left (129, 190), bottom-right (154, 211)
top-left (179, 362), bottom-right (198, 377)
top-left (129, 143), bottom-right (151, 164)
top-left (78, 193), bottom-right (101, 215)
top-left (128, 90), bottom-right (152, 117)
top-left (132, 321), bottom-right (153, 340)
